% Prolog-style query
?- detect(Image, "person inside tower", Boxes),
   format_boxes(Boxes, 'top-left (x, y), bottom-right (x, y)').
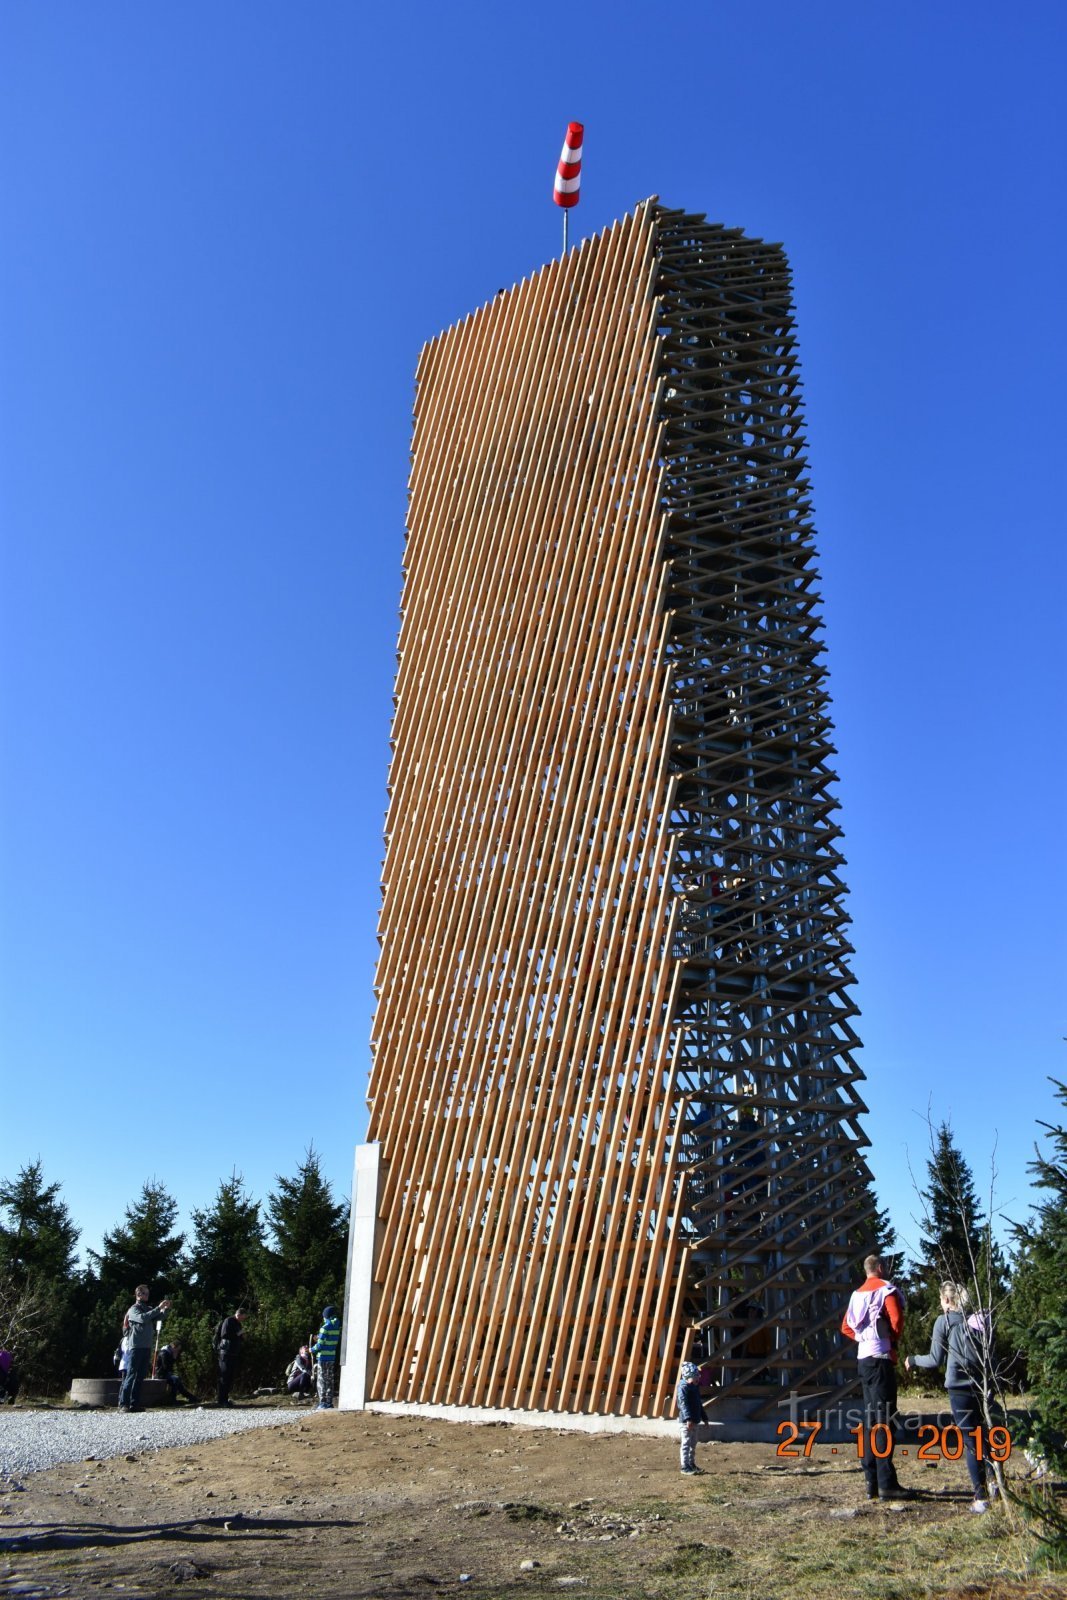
top-left (724, 1102), bottom-right (764, 1226)
top-left (741, 1303), bottom-right (774, 1381)
top-left (675, 868), bottom-right (747, 963)
top-left (679, 869), bottom-right (745, 904)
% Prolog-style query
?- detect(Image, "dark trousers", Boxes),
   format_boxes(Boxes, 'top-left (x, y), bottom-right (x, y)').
top-left (217, 1350), bottom-right (240, 1404)
top-left (119, 1347), bottom-right (151, 1410)
top-left (858, 1356), bottom-right (899, 1494)
top-left (946, 1385), bottom-right (987, 1496)
top-left (163, 1375), bottom-right (197, 1404)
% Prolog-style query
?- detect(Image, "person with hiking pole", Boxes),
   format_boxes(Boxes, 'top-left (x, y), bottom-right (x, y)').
top-left (117, 1285), bottom-right (171, 1412)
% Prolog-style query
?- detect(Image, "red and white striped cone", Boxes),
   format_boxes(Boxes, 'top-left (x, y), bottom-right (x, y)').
top-left (553, 121), bottom-right (583, 257)
top-left (553, 121), bottom-right (583, 210)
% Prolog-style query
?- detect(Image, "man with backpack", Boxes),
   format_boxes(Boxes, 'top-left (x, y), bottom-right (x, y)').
top-left (212, 1307), bottom-right (246, 1407)
top-left (841, 1254), bottom-right (907, 1500)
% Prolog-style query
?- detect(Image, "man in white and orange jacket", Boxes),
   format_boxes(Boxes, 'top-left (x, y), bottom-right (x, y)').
top-left (842, 1254), bottom-right (906, 1499)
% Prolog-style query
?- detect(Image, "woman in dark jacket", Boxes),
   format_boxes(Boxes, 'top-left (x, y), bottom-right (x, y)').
top-left (905, 1282), bottom-right (996, 1513)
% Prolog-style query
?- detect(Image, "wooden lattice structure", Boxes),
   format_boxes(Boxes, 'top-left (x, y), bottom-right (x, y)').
top-left (364, 201), bottom-right (875, 1420)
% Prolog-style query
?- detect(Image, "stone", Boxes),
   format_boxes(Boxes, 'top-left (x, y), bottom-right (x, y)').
top-left (166, 1560), bottom-right (210, 1583)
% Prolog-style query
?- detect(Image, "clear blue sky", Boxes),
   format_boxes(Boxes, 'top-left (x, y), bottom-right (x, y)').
top-left (2, 3), bottom-right (1064, 1271)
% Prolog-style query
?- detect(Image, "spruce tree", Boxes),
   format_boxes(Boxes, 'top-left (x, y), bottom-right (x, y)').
top-left (1009, 1080), bottom-right (1067, 1471)
top-left (0, 1162), bottom-right (81, 1393)
top-left (850, 1184), bottom-right (903, 1279)
top-left (918, 1122), bottom-right (986, 1285)
top-left (912, 1121), bottom-right (1009, 1349)
top-left (185, 1173), bottom-right (264, 1314)
top-left (0, 1160), bottom-right (79, 1284)
top-left (87, 1180), bottom-right (185, 1300)
top-left (252, 1149), bottom-right (349, 1380)
top-left (263, 1148), bottom-right (348, 1307)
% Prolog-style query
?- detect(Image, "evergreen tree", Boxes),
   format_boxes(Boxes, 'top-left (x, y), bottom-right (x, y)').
top-left (918, 1122), bottom-right (986, 1286)
top-left (81, 1181), bottom-right (186, 1378)
top-left (849, 1183), bottom-right (903, 1280)
top-left (910, 1121), bottom-right (1010, 1352)
top-left (235, 1148), bottom-right (351, 1386)
top-left (263, 1148), bottom-right (348, 1306)
top-left (1008, 1080), bottom-right (1067, 1472)
top-left (87, 1180), bottom-right (185, 1299)
top-left (0, 1160), bottom-right (79, 1284)
top-left (185, 1173), bottom-right (264, 1313)
top-left (0, 1162), bottom-right (81, 1393)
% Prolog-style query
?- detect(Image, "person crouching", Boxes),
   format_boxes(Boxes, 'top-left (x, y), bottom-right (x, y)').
top-left (156, 1339), bottom-right (198, 1404)
top-left (286, 1345), bottom-right (314, 1400)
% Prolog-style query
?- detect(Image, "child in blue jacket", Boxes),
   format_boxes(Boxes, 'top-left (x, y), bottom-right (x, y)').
top-left (311, 1306), bottom-right (342, 1410)
top-left (676, 1360), bottom-right (706, 1474)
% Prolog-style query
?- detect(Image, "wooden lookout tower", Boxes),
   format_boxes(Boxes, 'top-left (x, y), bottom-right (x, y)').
top-left (342, 201), bottom-right (876, 1426)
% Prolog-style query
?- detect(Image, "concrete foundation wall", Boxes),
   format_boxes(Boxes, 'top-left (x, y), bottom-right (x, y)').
top-left (338, 1142), bottom-right (381, 1411)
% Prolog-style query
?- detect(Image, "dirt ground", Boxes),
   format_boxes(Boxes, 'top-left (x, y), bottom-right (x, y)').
top-left (2, 1406), bottom-right (1065, 1600)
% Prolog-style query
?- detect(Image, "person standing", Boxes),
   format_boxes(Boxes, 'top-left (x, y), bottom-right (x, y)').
top-left (841, 1254), bottom-right (906, 1500)
top-left (117, 1286), bottom-right (171, 1412)
top-left (213, 1308), bottom-right (246, 1407)
top-left (676, 1360), bottom-right (706, 1475)
top-left (311, 1306), bottom-right (341, 1410)
top-left (0, 1349), bottom-right (19, 1404)
top-left (905, 1283), bottom-right (997, 1513)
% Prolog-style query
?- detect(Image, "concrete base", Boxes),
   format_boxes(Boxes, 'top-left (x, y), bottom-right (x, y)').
top-left (351, 1398), bottom-right (802, 1443)
top-left (70, 1378), bottom-right (172, 1408)
top-left (360, 1399), bottom-right (679, 1437)
top-left (338, 1142), bottom-right (382, 1411)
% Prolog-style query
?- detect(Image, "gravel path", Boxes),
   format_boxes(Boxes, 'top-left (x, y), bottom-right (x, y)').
top-left (0, 1406), bottom-right (305, 1480)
